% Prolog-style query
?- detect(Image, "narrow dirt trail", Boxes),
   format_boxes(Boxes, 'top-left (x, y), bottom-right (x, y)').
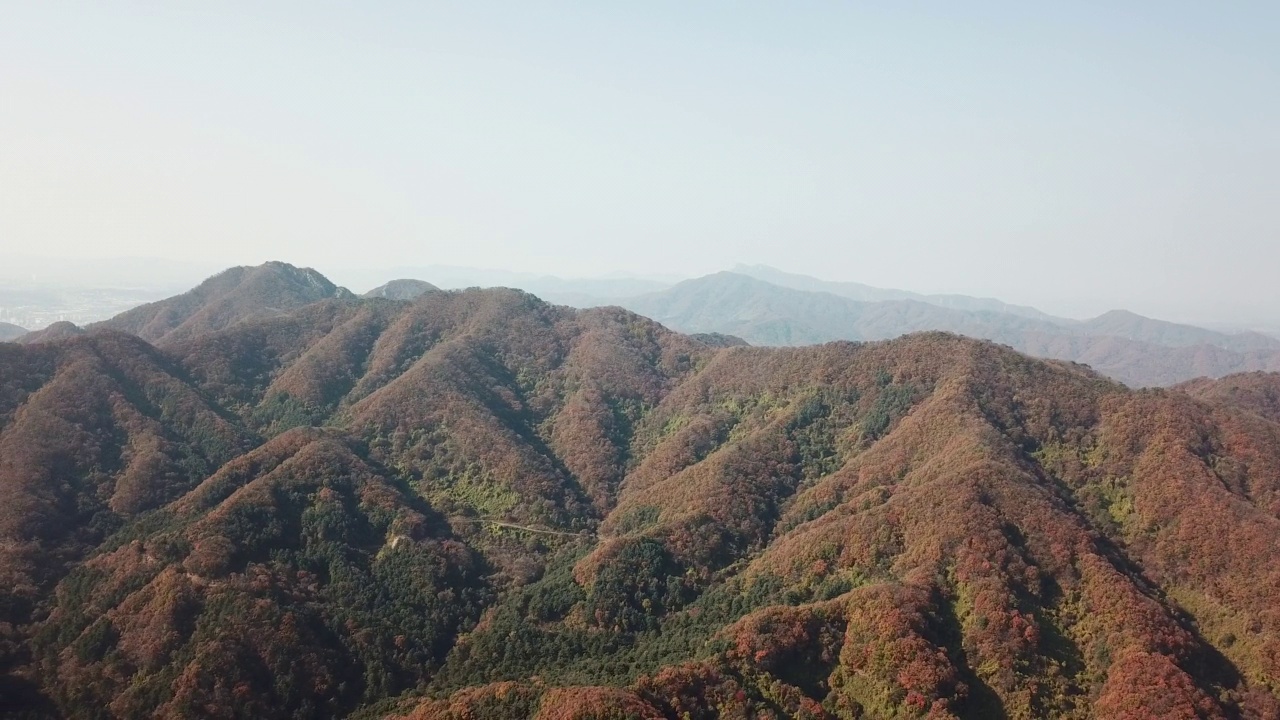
top-left (449, 516), bottom-right (595, 538)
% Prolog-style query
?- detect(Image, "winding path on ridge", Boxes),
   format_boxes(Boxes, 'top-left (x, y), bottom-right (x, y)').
top-left (448, 516), bottom-right (596, 538)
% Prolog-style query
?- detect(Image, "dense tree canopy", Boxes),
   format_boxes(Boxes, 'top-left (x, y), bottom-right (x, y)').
top-left (3, 268), bottom-right (1280, 719)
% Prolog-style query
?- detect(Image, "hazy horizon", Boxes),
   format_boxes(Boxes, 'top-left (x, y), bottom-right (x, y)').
top-left (5, 252), bottom-right (1280, 333)
top-left (2, 3), bottom-right (1278, 325)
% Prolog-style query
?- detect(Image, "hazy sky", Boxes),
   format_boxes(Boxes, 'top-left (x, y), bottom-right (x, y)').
top-left (1, 2), bottom-right (1277, 322)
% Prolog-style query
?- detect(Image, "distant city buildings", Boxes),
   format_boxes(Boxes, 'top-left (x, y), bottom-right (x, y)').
top-left (0, 285), bottom-right (167, 329)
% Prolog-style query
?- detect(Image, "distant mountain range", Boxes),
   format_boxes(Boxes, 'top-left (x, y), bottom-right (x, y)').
top-left (9, 262), bottom-right (1279, 387)
top-left (371, 265), bottom-right (1280, 380)
top-left (731, 263), bottom-right (1059, 320)
top-left (0, 322), bottom-right (26, 341)
top-left (614, 271), bottom-right (1280, 386)
top-left (332, 264), bottom-right (670, 307)
top-left (4, 261), bottom-right (1280, 718)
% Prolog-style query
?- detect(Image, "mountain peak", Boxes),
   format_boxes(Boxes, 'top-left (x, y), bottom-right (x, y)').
top-left (89, 261), bottom-right (353, 345)
top-left (200, 261), bottom-right (349, 298)
top-left (14, 320), bottom-right (85, 345)
top-left (1092, 308), bottom-right (1147, 322)
top-left (1082, 307), bottom-right (1280, 354)
top-left (362, 278), bottom-right (440, 300)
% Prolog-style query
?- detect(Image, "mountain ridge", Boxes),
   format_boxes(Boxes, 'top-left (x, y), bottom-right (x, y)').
top-left (88, 261), bottom-right (354, 346)
top-left (733, 263), bottom-right (1061, 321)
top-left (617, 271), bottom-right (1280, 386)
top-left (1082, 309), bottom-right (1280, 353)
top-left (4, 264), bottom-right (1280, 718)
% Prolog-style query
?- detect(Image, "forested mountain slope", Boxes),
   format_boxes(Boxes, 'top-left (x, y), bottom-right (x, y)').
top-left (1179, 372), bottom-right (1280, 424)
top-left (88, 262), bottom-right (353, 347)
top-left (2, 273), bottom-right (1280, 719)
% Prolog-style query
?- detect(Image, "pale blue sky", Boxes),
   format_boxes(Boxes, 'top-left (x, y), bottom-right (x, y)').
top-left (1, 2), bottom-right (1277, 322)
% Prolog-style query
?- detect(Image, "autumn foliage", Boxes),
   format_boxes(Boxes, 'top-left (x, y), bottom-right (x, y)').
top-left (2, 265), bottom-right (1280, 719)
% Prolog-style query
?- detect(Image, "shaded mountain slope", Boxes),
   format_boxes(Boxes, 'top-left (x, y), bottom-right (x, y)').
top-left (170, 289), bottom-right (717, 528)
top-left (5, 286), bottom-right (1280, 718)
top-left (6, 289), bottom-right (719, 717)
top-left (27, 427), bottom-right (489, 719)
top-left (392, 333), bottom-right (1280, 719)
top-left (169, 298), bottom-right (406, 428)
top-left (0, 331), bottom-right (255, 636)
top-left (89, 262), bottom-right (353, 347)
